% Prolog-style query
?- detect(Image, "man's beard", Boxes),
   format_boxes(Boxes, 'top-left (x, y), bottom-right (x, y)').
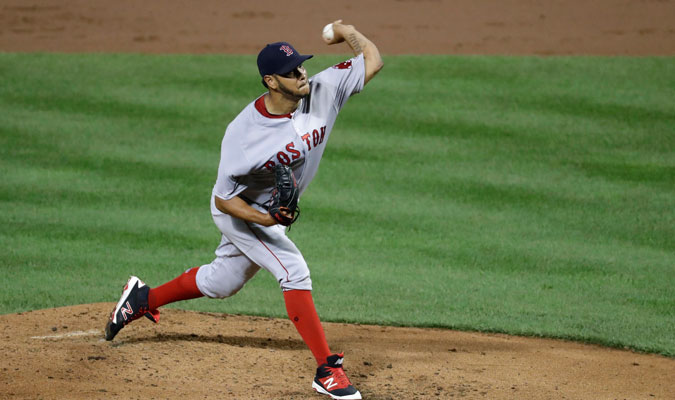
top-left (277, 79), bottom-right (307, 100)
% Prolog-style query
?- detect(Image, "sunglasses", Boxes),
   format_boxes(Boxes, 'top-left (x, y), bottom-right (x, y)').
top-left (278, 65), bottom-right (305, 79)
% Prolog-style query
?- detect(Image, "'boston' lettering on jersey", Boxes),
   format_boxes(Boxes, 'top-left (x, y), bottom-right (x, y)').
top-left (264, 125), bottom-right (327, 170)
top-left (302, 126), bottom-right (327, 150)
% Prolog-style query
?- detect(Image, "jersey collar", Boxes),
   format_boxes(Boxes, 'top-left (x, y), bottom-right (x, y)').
top-left (255, 96), bottom-right (292, 119)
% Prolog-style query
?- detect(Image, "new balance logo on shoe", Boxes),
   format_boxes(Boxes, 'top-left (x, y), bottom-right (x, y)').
top-left (120, 301), bottom-right (134, 321)
top-left (324, 377), bottom-right (338, 390)
top-left (104, 276), bottom-right (159, 341)
top-left (312, 353), bottom-right (361, 399)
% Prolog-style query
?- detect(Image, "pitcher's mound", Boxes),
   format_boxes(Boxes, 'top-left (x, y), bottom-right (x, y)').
top-left (1, 303), bottom-right (672, 399)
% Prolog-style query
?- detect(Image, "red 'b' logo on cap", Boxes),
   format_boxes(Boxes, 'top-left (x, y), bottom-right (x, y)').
top-left (280, 45), bottom-right (294, 56)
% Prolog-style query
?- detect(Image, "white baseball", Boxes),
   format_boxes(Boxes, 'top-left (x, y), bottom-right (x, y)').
top-left (322, 23), bottom-right (334, 41)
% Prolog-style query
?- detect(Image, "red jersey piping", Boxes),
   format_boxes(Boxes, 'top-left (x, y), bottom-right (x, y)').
top-left (245, 222), bottom-right (290, 282)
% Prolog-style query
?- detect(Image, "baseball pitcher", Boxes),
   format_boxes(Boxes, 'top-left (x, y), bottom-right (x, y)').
top-left (104, 20), bottom-right (383, 400)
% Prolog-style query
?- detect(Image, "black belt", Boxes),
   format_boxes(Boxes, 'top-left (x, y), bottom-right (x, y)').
top-left (240, 195), bottom-right (269, 209)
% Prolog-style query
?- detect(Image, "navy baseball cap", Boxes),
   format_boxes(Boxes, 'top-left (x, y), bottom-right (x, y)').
top-left (257, 42), bottom-right (313, 77)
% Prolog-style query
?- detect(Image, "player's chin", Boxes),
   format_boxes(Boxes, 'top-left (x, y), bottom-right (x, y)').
top-left (297, 83), bottom-right (310, 96)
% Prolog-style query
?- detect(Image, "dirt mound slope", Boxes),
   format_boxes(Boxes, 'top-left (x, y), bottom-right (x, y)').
top-left (1, 304), bottom-right (673, 399)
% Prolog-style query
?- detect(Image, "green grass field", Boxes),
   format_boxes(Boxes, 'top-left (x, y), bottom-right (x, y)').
top-left (1, 53), bottom-right (673, 356)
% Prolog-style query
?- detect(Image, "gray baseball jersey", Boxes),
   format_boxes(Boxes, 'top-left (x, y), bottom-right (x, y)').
top-left (211, 54), bottom-right (366, 212)
top-left (196, 54), bottom-right (366, 296)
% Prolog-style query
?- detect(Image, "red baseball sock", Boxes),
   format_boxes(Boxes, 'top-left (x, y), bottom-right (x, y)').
top-left (284, 289), bottom-right (331, 366)
top-left (147, 267), bottom-right (204, 310)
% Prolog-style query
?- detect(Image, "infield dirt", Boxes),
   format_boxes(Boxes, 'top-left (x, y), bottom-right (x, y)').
top-left (1, 0), bottom-right (674, 399)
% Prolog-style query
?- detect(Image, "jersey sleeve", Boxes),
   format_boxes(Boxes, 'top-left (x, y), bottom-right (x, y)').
top-left (314, 53), bottom-right (366, 111)
top-left (212, 133), bottom-right (250, 201)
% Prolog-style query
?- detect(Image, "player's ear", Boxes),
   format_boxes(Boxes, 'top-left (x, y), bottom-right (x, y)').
top-left (263, 75), bottom-right (277, 90)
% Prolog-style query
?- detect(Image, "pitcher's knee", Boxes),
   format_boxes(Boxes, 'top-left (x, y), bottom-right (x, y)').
top-left (198, 277), bottom-right (245, 299)
top-left (195, 259), bottom-right (256, 299)
top-left (211, 287), bottom-right (242, 299)
top-left (280, 270), bottom-right (312, 291)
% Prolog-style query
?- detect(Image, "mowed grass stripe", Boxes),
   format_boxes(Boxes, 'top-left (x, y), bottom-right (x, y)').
top-left (0, 53), bottom-right (673, 356)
